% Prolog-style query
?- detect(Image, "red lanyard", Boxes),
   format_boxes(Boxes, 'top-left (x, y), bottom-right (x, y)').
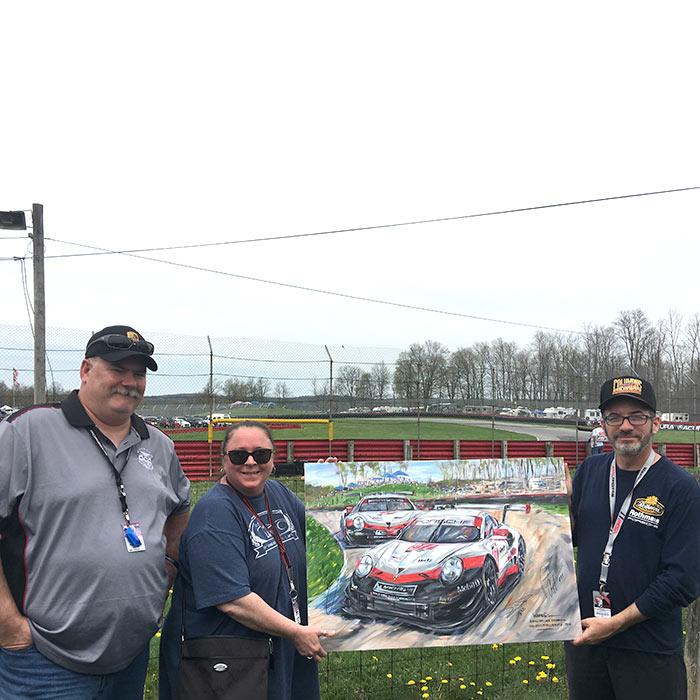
top-left (236, 487), bottom-right (302, 624)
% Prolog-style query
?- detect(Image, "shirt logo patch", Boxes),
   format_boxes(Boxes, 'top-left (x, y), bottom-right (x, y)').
top-left (127, 331), bottom-right (141, 342)
top-left (632, 495), bottom-right (665, 517)
top-left (248, 509), bottom-right (299, 559)
top-left (137, 448), bottom-right (154, 470)
top-left (612, 377), bottom-right (643, 396)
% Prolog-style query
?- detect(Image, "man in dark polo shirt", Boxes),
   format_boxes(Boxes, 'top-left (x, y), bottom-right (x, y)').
top-left (0, 325), bottom-right (190, 699)
top-left (566, 376), bottom-right (700, 700)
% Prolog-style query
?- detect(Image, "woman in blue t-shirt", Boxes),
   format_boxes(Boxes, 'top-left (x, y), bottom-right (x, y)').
top-left (159, 420), bottom-right (333, 700)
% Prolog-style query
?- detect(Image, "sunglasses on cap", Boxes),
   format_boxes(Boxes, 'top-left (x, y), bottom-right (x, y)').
top-left (225, 448), bottom-right (273, 465)
top-left (87, 333), bottom-right (155, 356)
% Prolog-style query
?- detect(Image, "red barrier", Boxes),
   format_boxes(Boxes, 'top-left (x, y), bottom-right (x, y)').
top-left (459, 441), bottom-right (502, 459)
top-left (410, 440), bottom-right (453, 460)
top-left (174, 439), bottom-right (696, 480)
top-left (507, 442), bottom-right (548, 458)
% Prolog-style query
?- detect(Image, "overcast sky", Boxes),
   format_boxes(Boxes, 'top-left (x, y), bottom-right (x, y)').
top-left (2, 2), bottom-right (699, 358)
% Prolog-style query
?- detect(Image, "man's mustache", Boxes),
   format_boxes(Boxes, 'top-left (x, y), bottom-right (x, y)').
top-left (111, 388), bottom-right (142, 399)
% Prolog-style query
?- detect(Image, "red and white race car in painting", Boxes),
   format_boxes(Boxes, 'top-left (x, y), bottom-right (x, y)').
top-left (343, 508), bottom-right (526, 631)
top-left (339, 494), bottom-right (419, 546)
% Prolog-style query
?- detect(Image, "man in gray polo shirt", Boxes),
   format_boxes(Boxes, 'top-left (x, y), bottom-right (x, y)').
top-left (0, 325), bottom-right (190, 699)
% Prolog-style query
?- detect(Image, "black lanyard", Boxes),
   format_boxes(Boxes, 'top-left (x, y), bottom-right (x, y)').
top-left (235, 486), bottom-right (302, 624)
top-left (88, 428), bottom-right (134, 525)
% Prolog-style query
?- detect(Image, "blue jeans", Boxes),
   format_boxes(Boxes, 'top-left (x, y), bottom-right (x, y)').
top-left (0, 644), bottom-right (149, 700)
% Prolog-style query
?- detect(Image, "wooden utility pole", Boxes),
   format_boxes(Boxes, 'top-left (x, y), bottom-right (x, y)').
top-left (31, 203), bottom-right (46, 403)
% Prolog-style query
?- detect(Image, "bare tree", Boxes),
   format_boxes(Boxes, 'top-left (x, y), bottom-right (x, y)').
top-left (274, 381), bottom-right (291, 400)
top-left (370, 362), bottom-right (391, 400)
top-left (614, 309), bottom-right (653, 374)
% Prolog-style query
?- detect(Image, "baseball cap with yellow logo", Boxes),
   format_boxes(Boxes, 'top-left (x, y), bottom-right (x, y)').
top-left (85, 325), bottom-right (158, 371)
top-left (599, 376), bottom-right (656, 412)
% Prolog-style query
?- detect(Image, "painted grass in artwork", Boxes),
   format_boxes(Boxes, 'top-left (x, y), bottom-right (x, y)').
top-left (306, 515), bottom-right (344, 600)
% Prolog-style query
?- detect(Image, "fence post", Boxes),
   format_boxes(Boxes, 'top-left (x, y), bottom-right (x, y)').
top-left (695, 444), bottom-right (699, 468)
top-left (287, 440), bottom-right (294, 463)
top-left (347, 439), bottom-right (355, 463)
top-left (545, 441), bottom-right (553, 457)
top-left (501, 440), bottom-right (508, 459)
top-left (403, 440), bottom-right (412, 461)
top-left (453, 439), bottom-right (460, 460)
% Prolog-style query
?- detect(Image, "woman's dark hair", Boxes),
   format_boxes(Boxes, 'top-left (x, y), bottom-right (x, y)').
top-left (220, 420), bottom-right (275, 456)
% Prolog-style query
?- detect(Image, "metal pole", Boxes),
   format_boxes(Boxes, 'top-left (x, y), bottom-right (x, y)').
top-left (416, 361), bottom-right (421, 459)
top-left (31, 204), bottom-right (46, 404)
top-left (207, 335), bottom-right (214, 479)
top-left (324, 345), bottom-right (333, 457)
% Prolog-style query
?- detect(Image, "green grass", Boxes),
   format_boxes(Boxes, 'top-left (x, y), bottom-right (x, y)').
top-left (306, 515), bottom-right (344, 600)
top-left (655, 429), bottom-right (700, 444)
top-left (170, 418), bottom-right (536, 442)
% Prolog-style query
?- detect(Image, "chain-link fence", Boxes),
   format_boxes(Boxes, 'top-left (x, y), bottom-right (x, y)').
top-left (3, 323), bottom-right (700, 426)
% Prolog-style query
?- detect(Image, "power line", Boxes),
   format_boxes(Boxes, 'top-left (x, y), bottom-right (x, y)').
top-left (38, 240), bottom-right (589, 334)
top-left (21, 184), bottom-right (700, 260)
top-left (2, 185), bottom-right (697, 335)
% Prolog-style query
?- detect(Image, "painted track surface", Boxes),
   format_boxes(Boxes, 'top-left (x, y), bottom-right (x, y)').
top-left (307, 507), bottom-right (580, 652)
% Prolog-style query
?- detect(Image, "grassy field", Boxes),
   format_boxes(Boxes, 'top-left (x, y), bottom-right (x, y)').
top-left (169, 418), bottom-right (700, 445)
top-left (170, 419), bottom-right (536, 442)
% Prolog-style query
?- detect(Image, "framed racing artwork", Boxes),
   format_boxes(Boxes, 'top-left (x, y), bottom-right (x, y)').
top-left (304, 457), bottom-right (580, 652)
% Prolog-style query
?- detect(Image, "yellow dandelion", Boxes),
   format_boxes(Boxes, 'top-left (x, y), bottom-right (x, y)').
top-left (508, 659), bottom-right (516, 665)
top-left (522, 679), bottom-right (529, 685)
top-left (477, 692), bottom-right (483, 696)
top-left (155, 631), bottom-right (161, 638)
top-left (372, 656), bottom-right (379, 662)
top-left (460, 685), bottom-right (466, 690)
top-left (422, 694), bottom-right (429, 699)
top-left (441, 679), bottom-right (448, 684)
top-left (469, 681), bottom-right (476, 686)
top-left (541, 655), bottom-right (550, 660)
top-left (386, 673), bottom-right (392, 679)
top-left (447, 662), bottom-right (453, 667)
top-left (421, 686), bottom-right (428, 692)
top-left (407, 680), bottom-right (416, 686)
top-left (514, 656), bottom-right (522, 661)
top-left (528, 660), bottom-right (536, 666)
top-left (546, 663), bottom-right (556, 669)
top-left (552, 676), bottom-right (560, 683)
top-left (425, 676), bottom-right (433, 681)
top-left (485, 681), bottom-right (493, 687)
top-left (491, 643), bottom-right (499, 650)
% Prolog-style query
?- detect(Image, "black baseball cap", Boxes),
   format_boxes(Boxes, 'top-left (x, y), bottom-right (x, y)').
top-left (85, 325), bottom-right (158, 371)
top-left (599, 376), bottom-right (656, 412)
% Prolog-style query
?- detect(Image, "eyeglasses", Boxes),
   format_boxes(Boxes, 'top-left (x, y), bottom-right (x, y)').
top-left (226, 448), bottom-right (273, 465)
top-left (87, 334), bottom-right (154, 356)
top-left (603, 413), bottom-right (654, 426)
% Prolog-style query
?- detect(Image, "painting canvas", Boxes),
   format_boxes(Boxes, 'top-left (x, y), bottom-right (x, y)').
top-left (304, 457), bottom-right (580, 652)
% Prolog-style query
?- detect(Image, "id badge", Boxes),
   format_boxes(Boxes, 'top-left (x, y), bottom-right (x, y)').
top-left (593, 590), bottom-right (611, 618)
top-left (123, 522), bottom-right (146, 553)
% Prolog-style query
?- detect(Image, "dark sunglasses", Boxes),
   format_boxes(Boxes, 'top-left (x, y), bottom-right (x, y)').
top-left (87, 333), bottom-right (154, 356)
top-left (226, 448), bottom-right (273, 465)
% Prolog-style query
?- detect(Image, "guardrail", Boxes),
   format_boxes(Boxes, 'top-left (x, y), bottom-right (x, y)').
top-left (175, 439), bottom-right (698, 480)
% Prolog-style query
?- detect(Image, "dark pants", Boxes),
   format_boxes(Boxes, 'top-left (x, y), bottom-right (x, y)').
top-left (565, 642), bottom-right (687, 700)
top-left (0, 644), bottom-right (149, 700)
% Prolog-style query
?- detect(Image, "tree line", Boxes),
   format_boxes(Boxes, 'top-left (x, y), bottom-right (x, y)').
top-left (332, 309), bottom-right (700, 412)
